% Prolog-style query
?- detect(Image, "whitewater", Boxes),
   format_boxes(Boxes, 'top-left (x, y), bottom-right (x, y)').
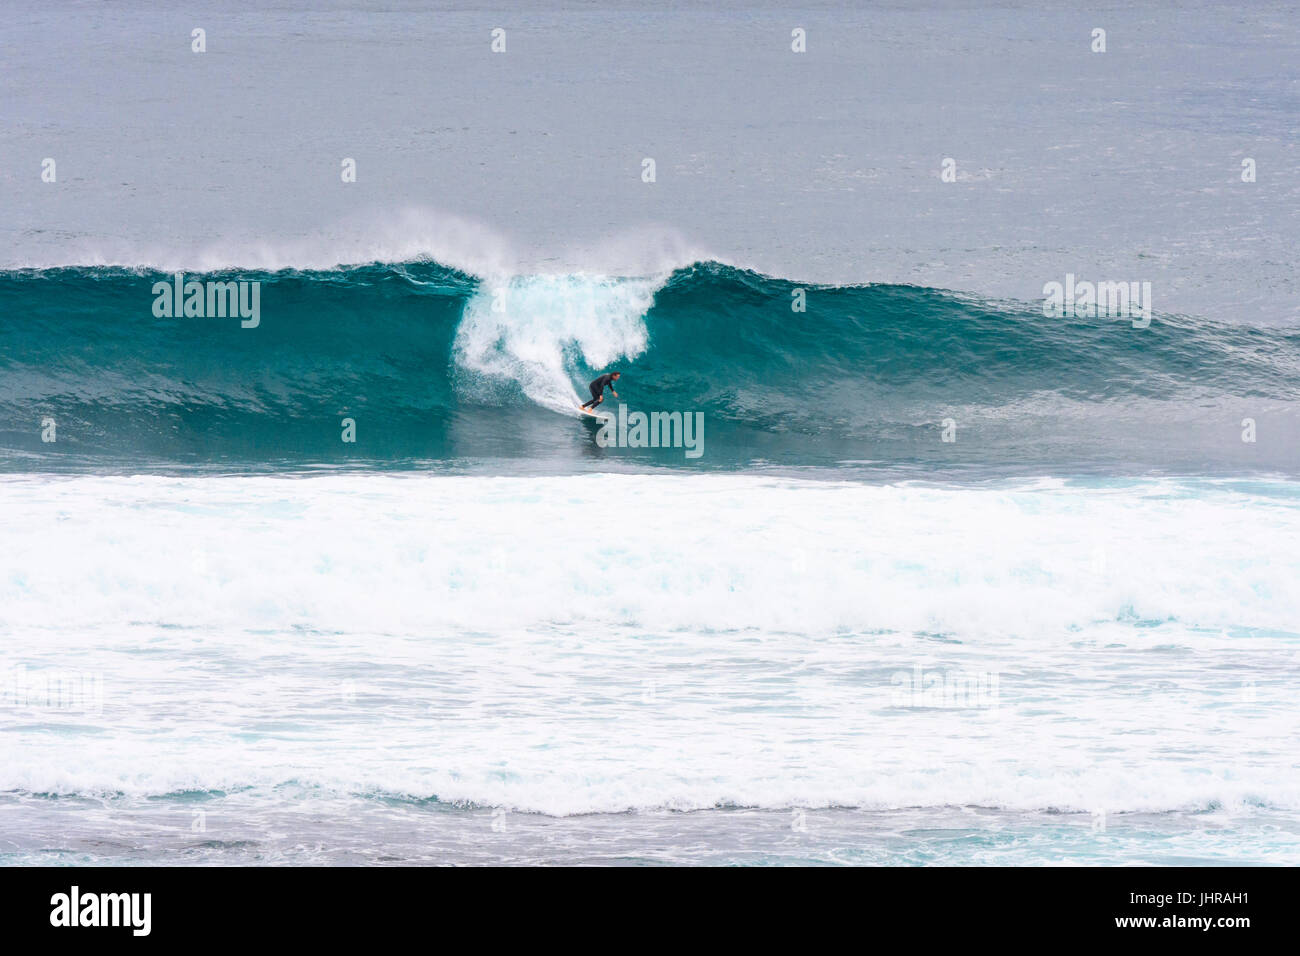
top-left (2, 472), bottom-right (1299, 865)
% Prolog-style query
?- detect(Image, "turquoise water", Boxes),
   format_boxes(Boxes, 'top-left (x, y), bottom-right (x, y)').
top-left (2, 262), bottom-right (1297, 474)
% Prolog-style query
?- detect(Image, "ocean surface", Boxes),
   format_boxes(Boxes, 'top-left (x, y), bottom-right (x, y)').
top-left (1, 472), bottom-right (1299, 864)
top-left (2, 262), bottom-right (1297, 475)
top-left (2, 0), bottom-right (1299, 866)
top-left (2, 263), bottom-right (1298, 865)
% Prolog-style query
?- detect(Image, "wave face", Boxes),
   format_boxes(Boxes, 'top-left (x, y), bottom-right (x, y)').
top-left (2, 261), bottom-right (1298, 474)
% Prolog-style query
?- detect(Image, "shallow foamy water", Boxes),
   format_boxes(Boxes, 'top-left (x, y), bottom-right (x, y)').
top-left (2, 473), bottom-right (1297, 864)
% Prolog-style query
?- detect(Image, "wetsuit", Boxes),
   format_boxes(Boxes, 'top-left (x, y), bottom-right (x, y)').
top-left (581, 373), bottom-right (618, 409)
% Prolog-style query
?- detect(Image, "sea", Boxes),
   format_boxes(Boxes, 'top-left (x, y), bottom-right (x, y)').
top-left (1, 0), bottom-right (1298, 865)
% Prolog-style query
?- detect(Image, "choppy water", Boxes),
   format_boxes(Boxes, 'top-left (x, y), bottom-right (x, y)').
top-left (2, 474), bottom-right (1298, 864)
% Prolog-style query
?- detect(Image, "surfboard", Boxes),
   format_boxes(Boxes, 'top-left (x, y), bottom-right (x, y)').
top-left (576, 405), bottom-right (610, 421)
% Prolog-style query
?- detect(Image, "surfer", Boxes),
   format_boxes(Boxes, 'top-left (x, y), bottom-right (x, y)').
top-left (580, 371), bottom-right (621, 410)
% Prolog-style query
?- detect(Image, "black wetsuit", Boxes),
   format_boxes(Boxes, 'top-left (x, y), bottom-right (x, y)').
top-left (582, 373), bottom-right (618, 408)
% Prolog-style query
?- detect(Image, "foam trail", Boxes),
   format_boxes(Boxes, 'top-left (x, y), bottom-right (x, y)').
top-left (4, 208), bottom-right (715, 280)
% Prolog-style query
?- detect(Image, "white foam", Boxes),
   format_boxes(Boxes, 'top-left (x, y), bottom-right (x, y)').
top-left (5, 206), bottom-right (712, 279)
top-left (2, 473), bottom-right (1298, 814)
top-left (453, 273), bottom-right (660, 412)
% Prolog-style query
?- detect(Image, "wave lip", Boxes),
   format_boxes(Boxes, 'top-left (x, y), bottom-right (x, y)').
top-left (4, 211), bottom-right (712, 278)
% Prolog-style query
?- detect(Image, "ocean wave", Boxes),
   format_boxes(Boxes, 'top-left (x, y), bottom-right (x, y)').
top-left (2, 259), bottom-right (1298, 473)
